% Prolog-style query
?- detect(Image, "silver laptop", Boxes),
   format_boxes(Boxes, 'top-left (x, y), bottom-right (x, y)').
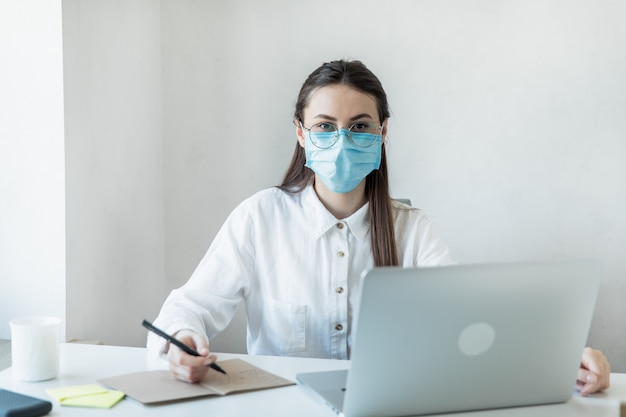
top-left (296, 261), bottom-right (601, 417)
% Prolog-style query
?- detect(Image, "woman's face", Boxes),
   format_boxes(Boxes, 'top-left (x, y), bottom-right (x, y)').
top-left (295, 84), bottom-right (387, 147)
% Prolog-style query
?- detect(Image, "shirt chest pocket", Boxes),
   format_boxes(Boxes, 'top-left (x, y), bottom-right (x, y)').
top-left (265, 298), bottom-right (307, 354)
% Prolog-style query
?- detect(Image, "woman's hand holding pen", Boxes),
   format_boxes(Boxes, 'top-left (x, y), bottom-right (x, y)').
top-left (167, 329), bottom-right (217, 383)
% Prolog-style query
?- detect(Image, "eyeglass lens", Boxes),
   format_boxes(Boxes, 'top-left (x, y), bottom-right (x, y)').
top-left (306, 122), bottom-right (381, 149)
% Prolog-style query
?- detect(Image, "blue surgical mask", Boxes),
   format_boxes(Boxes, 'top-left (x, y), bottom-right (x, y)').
top-left (304, 129), bottom-right (382, 193)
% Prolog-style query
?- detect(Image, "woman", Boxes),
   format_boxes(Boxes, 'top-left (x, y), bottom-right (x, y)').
top-left (148, 59), bottom-right (609, 395)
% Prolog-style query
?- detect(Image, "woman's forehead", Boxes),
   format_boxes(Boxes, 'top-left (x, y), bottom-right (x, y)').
top-left (304, 84), bottom-right (378, 121)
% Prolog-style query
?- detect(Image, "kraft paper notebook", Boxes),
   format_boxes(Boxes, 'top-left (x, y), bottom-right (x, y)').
top-left (98, 358), bottom-right (293, 404)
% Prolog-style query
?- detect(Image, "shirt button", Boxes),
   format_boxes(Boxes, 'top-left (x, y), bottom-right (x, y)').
top-left (336, 223), bottom-right (344, 229)
top-left (337, 251), bottom-right (345, 257)
top-left (335, 324), bottom-right (344, 331)
top-left (336, 287), bottom-right (344, 294)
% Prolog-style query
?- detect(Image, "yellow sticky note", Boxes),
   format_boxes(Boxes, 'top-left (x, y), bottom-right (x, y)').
top-left (59, 390), bottom-right (124, 408)
top-left (47, 384), bottom-right (125, 408)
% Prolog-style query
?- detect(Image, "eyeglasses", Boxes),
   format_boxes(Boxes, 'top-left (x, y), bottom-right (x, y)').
top-left (300, 121), bottom-right (383, 149)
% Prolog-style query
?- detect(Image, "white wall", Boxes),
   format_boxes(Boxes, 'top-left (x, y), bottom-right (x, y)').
top-left (160, 0), bottom-right (626, 369)
top-left (0, 0), bottom-right (66, 339)
top-left (63, 0), bottom-right (165, 346)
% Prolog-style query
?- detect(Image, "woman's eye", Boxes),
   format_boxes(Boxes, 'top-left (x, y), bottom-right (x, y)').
top-left (350, 123), bottom-right (370, 132)
top-left (314, 123), bottom-right (336, 132)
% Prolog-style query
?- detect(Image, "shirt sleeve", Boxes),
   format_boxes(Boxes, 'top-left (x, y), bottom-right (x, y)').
top-left (414, 214), bottom-right (456, 267)
top-left (147, 200), bottom-right (255, 358)
top-left (393, 204), bottom-right (456, 267)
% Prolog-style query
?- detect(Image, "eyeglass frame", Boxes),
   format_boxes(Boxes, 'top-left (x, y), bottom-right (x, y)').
top-left (297, 120), bottom-right (384, 149)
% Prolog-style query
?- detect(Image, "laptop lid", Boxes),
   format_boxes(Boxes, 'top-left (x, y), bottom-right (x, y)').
top-left (297, 260), bottom-right (601, 417)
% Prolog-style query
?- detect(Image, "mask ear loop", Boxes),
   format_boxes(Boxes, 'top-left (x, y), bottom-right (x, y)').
top-left (378, 122), bottom-right (388, 147)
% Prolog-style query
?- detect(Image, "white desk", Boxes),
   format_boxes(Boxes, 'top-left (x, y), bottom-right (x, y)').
top-left (0, 343), bottom-right (624, 416)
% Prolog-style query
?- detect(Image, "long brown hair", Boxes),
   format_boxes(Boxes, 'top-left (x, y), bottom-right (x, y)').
top-left (279, 60), bottom-right (398, 267)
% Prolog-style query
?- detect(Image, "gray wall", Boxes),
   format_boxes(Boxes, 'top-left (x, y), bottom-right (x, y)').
top-left (4, 0), bottom-right (625, 370)
top-left (63, 0), bottom-right (165, 345)
top-left (160, 0), bottom-right (626, 368)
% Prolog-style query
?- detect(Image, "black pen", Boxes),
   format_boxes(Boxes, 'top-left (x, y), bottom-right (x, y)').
top-left (142, 319), bottom-right (227, 375)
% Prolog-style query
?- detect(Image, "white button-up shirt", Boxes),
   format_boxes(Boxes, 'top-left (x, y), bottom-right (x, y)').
top-left (148, 184), bottom-right (454, 359)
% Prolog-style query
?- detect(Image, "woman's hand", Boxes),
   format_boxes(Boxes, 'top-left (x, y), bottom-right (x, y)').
top-left (166, 329), bottom-right (217, 383)
top-left (576, 347), bottom-right (610, 396)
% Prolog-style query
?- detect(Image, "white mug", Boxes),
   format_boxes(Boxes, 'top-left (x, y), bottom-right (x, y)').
top-left (10, 316), bottom-right (61, 382)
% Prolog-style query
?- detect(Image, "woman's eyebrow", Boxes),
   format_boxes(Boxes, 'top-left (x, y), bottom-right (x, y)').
top-left (312, 113), bottom-right (374, 121)
top-left (312, 114), bottom-right (337, 121)
top-left (349, 113), bottom-right (374, 121)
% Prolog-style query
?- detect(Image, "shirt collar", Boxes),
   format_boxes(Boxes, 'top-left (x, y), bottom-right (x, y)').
top-left (302, 184), bottom-right (370, 242)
